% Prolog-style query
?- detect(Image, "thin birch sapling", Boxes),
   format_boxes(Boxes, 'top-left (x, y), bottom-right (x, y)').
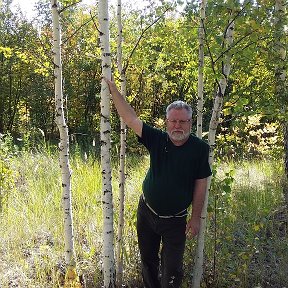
top-left (50, 0), bottom-right (81, 287)
top-left (115, 0), bottom-right (127, 286)
top-left (98, 0), bottom-right (116, 286)
top-left (192, 10), bottom-right (235, 288)
top-left (196, 0), bottom-right (206, 139)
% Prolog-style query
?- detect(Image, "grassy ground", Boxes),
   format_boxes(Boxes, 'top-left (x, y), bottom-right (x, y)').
top-left (0, 151), bottom-right (287, 287)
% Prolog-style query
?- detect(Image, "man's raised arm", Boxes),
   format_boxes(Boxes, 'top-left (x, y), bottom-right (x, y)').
top-left (104, 77), bottom-right (143, 137)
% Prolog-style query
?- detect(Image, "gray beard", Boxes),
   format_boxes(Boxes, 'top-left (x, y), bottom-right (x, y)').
top-left (168, 130), bottom-right (190, 142)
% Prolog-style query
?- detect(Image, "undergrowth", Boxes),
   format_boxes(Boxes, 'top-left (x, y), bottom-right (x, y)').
top-left (0, 147), bottom-right (287, 287)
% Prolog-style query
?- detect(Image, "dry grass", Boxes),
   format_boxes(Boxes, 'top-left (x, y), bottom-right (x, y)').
top-left (0, 153), bottom-right (287, 287)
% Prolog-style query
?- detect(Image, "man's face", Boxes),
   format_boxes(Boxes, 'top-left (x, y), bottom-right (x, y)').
top-left (166, 108), bottom-right (192, 145)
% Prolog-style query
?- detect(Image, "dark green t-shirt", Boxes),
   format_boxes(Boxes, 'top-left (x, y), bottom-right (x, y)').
top-left (138, 123), bottom-right (212, 216)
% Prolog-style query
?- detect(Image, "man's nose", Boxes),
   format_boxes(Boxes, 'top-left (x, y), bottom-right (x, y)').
top-left (175, 121), bottom-right (181, 127)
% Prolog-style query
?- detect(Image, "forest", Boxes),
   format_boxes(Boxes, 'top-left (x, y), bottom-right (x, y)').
top-left (0, 0), bottom-right (287, 287)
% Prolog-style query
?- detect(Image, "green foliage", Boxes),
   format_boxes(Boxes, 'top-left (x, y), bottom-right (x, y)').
top-left (184, 159), bottom-right (287, 287)
top-left (216, 114), bottom-right (282, 159)
top-left (0, 0), bottom-right (286, 159)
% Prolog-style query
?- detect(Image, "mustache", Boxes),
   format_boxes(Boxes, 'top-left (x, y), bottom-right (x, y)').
top-left (171, 129), bottom-right (184, 134)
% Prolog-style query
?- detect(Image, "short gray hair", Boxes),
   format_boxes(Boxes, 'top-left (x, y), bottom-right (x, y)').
top-left (166, 100), bottom-right (193, 119)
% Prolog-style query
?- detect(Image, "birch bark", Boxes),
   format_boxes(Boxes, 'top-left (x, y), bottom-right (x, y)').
top-left (51, 0), bottom-right (76, 268)
top-left (196, 0), bottom-right (206, 139)
top-left (274, 0), bottom-right (287, 206)
top-left (115, 0), bottom-right (127, 286)
top-left (98, 0), bottom-right (116, 286)
top-left (51, 1), bottom-right (82, 287)
top-left (192, 14), bottom-right (234, 288)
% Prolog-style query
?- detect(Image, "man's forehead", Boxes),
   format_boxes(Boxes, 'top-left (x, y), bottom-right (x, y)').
top-left (167, 108), bottom-right (189, 116)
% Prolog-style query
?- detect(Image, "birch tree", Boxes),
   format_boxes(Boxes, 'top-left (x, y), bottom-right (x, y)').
top-left (196, 0), bottom-right (206, 139)
top-left (98, 0), bottom-right (116, 286)
top-left (51, 0), bottom-right (81, 287)
top-left (274, 0), bottom-right (287, 206)
top-left (192, 10), bottom-right (235, 288)
top-left (115, 0), bottom-right (127, 286)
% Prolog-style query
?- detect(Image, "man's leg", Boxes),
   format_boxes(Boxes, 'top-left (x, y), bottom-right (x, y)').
top-left (159, 217), bottom-right (187, 288)
top-left (137, 197), bottom-right (161, 288)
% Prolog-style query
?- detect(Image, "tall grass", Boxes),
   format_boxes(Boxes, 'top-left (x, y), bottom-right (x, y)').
top-left (0, 152), bottom-right (287, 288)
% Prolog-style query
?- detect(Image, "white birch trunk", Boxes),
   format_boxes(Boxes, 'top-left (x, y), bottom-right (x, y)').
top-left (98, 0), bottom-right (116, 286)
top-left (192, 16), bottom-right (234, 288)
top-left (274, 0), bottom-right (287, 206)
top-left (196, 0), bottom-right (206, 139)
top-left (115, 0), bottom-right (127, 286)
top-left (51, 0), bottom-right (76, 269)
top-left (274, 0), bottom-right (286, 83)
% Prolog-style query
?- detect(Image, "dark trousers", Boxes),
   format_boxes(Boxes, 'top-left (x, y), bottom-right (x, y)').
top-left (136, 196), bottom-right (187, 288)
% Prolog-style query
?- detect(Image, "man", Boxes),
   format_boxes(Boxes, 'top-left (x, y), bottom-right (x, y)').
top-left (104, 77), bottom-right (211, 288)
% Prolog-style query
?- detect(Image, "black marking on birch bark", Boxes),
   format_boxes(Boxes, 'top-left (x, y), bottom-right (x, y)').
top-left (99, 31), bottom-right (104, 36)
top-left (62, 183), bottom-right (67, 187)
top-left (101, 113), bottom-right (110, 120)
top-left (104, 18), bottom-right (108, 21)
top-left (103, 64), bottom-right (110, 68)
top-left (103, 53), bottom-right (111, 57)
top-left (52, 3), bottom-right (57, 8)
top-left (63, 196), bottom-right (69, 200)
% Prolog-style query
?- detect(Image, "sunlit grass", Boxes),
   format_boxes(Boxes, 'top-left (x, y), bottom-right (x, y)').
top-left (0, 153), bottom-right (287, 287)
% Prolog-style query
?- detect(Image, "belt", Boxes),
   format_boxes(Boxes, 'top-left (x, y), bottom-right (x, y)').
top-left (141, 194), bottom-right (188, 219)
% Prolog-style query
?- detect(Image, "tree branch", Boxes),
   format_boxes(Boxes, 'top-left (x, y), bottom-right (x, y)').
top-left (59, 1), bottom-right (82, 14)
top-left (62, 12), bottom-right (98, 44)
top-left (90, 10), bottom-right (101, 33)
top-left (202, 18), bottom-right (221, 91)
top-left (123, 6), bottom-right (172, 73)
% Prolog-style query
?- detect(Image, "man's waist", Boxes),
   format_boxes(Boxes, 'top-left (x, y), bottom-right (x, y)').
top-left (141, 194), bottom-right (188, 218)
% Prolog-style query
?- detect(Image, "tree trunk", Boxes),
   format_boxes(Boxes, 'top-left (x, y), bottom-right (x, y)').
top-left (284, 124), bottom-right (288, 206)
top-left (192, 13), bottom-right (234, 288)
top-left (51, 1), bottom-right (81, 287)
top-left (115, 0), bottom-right (127, 286)
top-left (274, 0), bottom-right (287, 207)
top-left (98, 0), bottom-right (116, 286)
top-left (196, 0), bottom-right (206, 139)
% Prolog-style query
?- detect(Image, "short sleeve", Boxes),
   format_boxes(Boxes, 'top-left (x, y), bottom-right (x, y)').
top-left (138, 122), bottom-right (164, 152)
top-left (196, 143), bottom-right (212, 179)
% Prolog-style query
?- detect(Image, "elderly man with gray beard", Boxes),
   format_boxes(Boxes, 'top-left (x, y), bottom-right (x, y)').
top-left (104, 77), bottom-right (211, 288)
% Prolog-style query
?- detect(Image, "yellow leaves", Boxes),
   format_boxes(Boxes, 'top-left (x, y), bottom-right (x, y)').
top-left (0, 46), bottom-right (13, 58)
top-left (64, 267), bottom-right (82, 288)
top-left (154, 118), bottom-right (165, 129)
top-left (253, 224), bottom-right (261, 232)
top-left (253, 222), bottom-right (264, 232)
top-left (223, 107), bottom-right (232, 116)
top-left (0, 46), bottom-right (30, 63)
top-left (15, 51), bottom-right (29, 63)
